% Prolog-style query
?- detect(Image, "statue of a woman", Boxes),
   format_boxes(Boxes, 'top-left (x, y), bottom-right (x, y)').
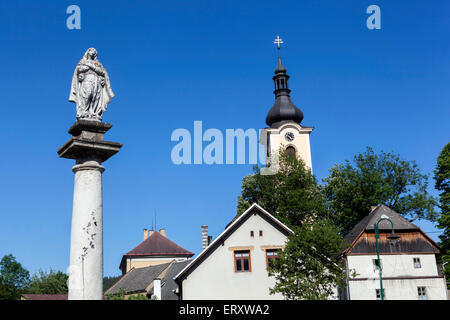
top-left (69, 48), bottom-right (114, 122)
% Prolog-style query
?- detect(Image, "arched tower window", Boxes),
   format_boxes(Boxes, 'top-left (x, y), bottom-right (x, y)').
top-left (285, 146), bottom-right (296, 158)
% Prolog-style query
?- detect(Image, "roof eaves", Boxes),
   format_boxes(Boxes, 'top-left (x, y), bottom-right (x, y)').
top-left (173, 203), bottom-right (293, 281)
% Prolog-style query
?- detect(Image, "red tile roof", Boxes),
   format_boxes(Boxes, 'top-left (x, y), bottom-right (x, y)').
top-left (21, 294), bottom-right (68, 300)
top-left (125, 231), bottom-right (194, 257)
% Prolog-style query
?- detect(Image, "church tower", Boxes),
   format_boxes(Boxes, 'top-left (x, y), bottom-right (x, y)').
top-left (261, 36), bottom-right (314, 171)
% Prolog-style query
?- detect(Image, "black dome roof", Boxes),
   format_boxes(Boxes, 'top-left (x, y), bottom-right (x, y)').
top-left (266, 95), bottom-right (303, 128)
top-left (265, 49), bottom-right (304, 128)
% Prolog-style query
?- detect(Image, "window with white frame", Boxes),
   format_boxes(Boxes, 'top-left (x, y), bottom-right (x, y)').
top-left (418, 287), bottom-right (427, 300)
top-left (413, 257), bottom-right (422, 269)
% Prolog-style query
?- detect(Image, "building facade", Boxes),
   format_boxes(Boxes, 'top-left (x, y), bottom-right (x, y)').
top-left (119, 229), bottom-right (193, 275)
top-left (342, 205), bottom-right (447, 300)
top-left (174, 203), bottom-right (293, 300)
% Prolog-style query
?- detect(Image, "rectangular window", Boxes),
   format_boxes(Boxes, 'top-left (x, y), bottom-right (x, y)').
top-left (250, 231), bottom-right (254, 237)
top-left (266, 249), bottom-right (279, 268)
top-left (413, 258), bottom-right (422, 269)
top-left (234, 251), bottom-right (251, 272)
top-left (375, 289), bottom-right (384, 300)
top-left (418, 287), bottom-right (427, 300)
top-left (373, 259), bottom-right (382, 271)
top-left (259, 230), bottom-right (263, 237)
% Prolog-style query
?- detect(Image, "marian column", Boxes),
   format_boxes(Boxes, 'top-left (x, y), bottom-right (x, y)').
top-left (58, 48), bottom-right (122, 300)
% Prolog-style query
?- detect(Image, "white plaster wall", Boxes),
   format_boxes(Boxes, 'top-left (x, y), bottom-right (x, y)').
top-left (348, 278), bottom-right (447, 300)
top-left (182, 214), bottom-right (288, 300)
top-left (346, 254), bottom-right (447, 300)
top-left (347, 254), bottom-right (440, 278)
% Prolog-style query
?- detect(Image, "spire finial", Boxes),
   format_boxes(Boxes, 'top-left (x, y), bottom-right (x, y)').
top-left (274, 35), bottom-right (284, 49)
top-left (273, 35), bottom-right (287, 74)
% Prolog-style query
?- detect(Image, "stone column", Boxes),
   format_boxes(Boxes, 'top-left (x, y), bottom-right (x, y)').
top-left (58, 120), bottom-right (122, 300)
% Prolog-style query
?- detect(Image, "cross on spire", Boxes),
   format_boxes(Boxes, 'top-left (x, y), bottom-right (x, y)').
top-left (273, 35), bottom-right (284, 49)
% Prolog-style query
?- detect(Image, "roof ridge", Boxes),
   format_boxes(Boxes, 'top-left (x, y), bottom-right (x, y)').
top-left (125, 231), bottom-right (194, 256)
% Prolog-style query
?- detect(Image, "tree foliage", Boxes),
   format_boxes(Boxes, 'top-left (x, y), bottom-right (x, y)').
top-left (323, 147), bottom-right (438, 235)
top-left (268, 220), bottom-right (345, 299)
top-left (105, 288), bottom-right (148, 300)
top-left (26, 269), bottom-right (68, 294)
top-left (237, 150), bottom-right (345, 299)
top-left (103, 275), bottom-right (121, 292)
top-left (434, 142), bottom-right (450, 280)
top-left (238, 149), bottom-right (329, 226)
top-left (0, 254), bottom-right (30, 300)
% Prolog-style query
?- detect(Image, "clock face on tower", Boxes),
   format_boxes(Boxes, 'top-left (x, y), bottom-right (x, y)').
top-left (285, 132), bottom-right (294, 142)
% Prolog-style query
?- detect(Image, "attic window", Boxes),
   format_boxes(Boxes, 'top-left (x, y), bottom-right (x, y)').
top-left (413, 257), bottom-right (421, 269)
top-left (266, 249), bottom-right (279, 268)
top-left (373, 259), bottom-right (382, 271)
top-left (234, 251), bottom-right (251, 272)
top-left (250, 231), bottom-right (254, 237)
top-left (259, 230), bottom-right (263, 237)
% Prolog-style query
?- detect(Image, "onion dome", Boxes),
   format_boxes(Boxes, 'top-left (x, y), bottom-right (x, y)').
top-left (265, 45), bottom-right (304, 128)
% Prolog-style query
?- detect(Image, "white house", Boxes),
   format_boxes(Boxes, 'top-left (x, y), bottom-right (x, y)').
top-left (341, 204), bottom-right (447, 300)
top-left (173, 203), bottom-right (293, 300)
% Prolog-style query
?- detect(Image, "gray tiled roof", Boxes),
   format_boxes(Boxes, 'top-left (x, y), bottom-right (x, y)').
top-left (106, 260), bottom-right (192, 299)
top-left (106, 262), bottom-right (171, 295)
top-left (160, 260), bottom-right (191, 300)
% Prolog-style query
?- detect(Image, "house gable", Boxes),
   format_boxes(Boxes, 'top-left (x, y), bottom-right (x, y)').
top-left (174, 203), bottom-right (293, 300)
top-left (175, 203), bottom-right (293, 282)
top-left (343, 205), bottom-right (440, 256)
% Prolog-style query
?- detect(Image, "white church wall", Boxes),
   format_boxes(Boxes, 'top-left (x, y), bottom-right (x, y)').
top-left (265, 123), bottom-right (313, 171)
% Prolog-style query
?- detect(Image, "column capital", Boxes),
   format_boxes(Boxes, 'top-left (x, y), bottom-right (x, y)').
top-left (72, 161), bottom-right (105, 174)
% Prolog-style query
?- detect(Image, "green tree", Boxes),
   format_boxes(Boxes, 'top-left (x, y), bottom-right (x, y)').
top-left (0, 254), bottom-right (30, 300)
top-left (105, 288), bottom-right (126, 300)
top-left (103, 275), bottom-right (121, 292)
top-left (105, 288), bottom-right (148, 300)
top-left (268, 220), bottom-right (346, 299)
top-left (237, 150), bottom-right (345, 299)
top-left (238, 150), bottom-right (328, 226)
top-left (434, 142), bottom-right (450, 281)
top-left (26, 269), bottom-right (68, 294)
top-left (323, 147), bottom-right (438, 235)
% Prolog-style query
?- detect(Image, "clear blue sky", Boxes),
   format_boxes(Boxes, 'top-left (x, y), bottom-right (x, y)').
top-left (0, 1), bottom-right (448, 277)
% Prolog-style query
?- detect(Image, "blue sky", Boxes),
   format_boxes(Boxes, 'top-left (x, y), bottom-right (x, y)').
top-left (0, 1), bottom-right (448, 277)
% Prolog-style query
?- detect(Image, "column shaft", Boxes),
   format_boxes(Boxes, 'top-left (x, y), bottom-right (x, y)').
top-left (68, 161), bottom-right (104, 300)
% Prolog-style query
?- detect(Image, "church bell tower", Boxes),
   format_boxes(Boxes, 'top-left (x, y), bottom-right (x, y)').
top-left (261, 36), bottom-right (314, 171)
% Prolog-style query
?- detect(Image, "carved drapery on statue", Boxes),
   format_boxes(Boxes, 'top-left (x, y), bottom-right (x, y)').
top-left (69, 48), bottom-right (114, 122)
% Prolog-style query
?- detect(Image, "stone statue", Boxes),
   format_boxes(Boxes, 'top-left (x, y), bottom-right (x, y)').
top-left (69, 48), bottom-right (114, 122)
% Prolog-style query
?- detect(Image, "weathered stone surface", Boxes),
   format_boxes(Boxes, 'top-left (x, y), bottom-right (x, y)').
top-left (57, 120), bottom-right (122, 163)
top-left (58, 119), bottom-right (122, 300)
top-left (69, 48), bottom-right (114, 122)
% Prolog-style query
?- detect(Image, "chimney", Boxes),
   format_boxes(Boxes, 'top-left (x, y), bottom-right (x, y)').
top-left (159, 228), bottom-right (166, 237)
top-left (143, 228), bottom-right (148, 240)
top-left (153, 278), bottom-right (161, 300)
top-left (148, 229), bottom-right (154, 237)
top-left (201, 225), bottom-right (209, 250)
